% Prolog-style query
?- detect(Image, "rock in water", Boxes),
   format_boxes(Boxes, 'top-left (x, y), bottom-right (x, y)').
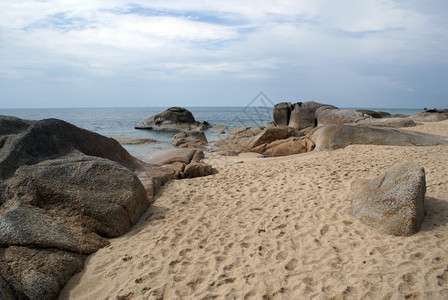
top-left (135, 107), bottom-right (211, 132)
top-left (348, 163), bottom-right (426, 236)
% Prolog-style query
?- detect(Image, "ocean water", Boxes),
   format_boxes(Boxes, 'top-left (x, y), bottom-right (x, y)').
top-left (0, 107), bottom-right (422, 160)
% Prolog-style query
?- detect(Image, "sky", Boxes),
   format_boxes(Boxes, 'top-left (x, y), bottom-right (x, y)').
top-left (0, 0), bottom-right (447, 109)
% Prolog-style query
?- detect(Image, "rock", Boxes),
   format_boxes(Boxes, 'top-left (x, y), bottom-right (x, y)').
top-left (288, 103), bottom-right (315, 130)
top-left (148, 149), bottom-right (199, 165)
top-left (0, 273), bottom-right (15, 300)
top-left (348, 163), bottom-right (426, 236)
top-left (301, 101), bottom-right (337, 113)
top-left (172, 130), bottom-right (208, 148)
top-left (135, 107), bottom-right (211, 132)
top-left (253, 136), bottom-right (315, 157)
top-left (3, 246), bottom-right (85, 300)
top-left (2, 155), bottom-right (148, 240)
top-left (310, 124), bottom-right (448, 151)
top-left (183, 162), bottom-right (216, 179)
top-left (316, 108), bottom-right (364, 126)
top-left (229, 126), bottom-right (263, 136)
top-left (0, 117), bottom-right (142, 181)
top-left (0, 116), bottom-right (173, 300)
top-left (355, 117), bottom-right (417, 128)
top-left (248, 126), bottom-right (302, 148)
top-left (355, 110), bottom-right (386, 118)
top-left (111, 137), bottom-right (157, 145)
top-left (410, 111), bottom-right (448, 122)
top-left (217, 150), bottom-right (242, 156)
top-left (273, 102), bottom-right (293, 126)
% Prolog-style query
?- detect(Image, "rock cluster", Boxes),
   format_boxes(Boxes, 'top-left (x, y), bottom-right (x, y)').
top-left (147, 148), bottom-right (216, 179)
top-left (135, 107), bottom-right (211, 132)
top-left (172, 130), bottom-right (208, 148)
top-left (0, 116), bottom-right (173, 299)
top-left (213, 126), bottom-right (315, 157)
top-left (349, 163), bottom-right (426, 236)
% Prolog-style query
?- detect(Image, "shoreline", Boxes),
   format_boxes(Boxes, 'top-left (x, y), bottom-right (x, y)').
top-left (60, 120), bottom-right (448, 299)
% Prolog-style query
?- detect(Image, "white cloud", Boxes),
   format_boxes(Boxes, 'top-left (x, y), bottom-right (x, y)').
top-left (0, 0), bottom-right (447, 107)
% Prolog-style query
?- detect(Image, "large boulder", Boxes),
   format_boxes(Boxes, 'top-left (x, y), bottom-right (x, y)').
top-left (310, 124), bottom-right (448, 151)
top-left (348, 163), bottom-right (426, 236)
top-left (172, 130), bottom-right (208, 148)
top-left (0, 117), bottom-right (142, 180)
top-left (0, 116), bottom-right (173, 300)
top-left (273, 102), bottom-right (293, 126)
top-left (288, 103), bottom-right (315, 130)
top-left (135, 107), bottom-right (211, 132)
top-left (183, 162), bottom-right (216, 179)
top-left (316, 108), bottom-right (364, 126)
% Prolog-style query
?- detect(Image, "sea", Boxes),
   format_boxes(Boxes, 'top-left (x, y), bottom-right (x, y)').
top-left (0, 107), bottom-right (422, 160)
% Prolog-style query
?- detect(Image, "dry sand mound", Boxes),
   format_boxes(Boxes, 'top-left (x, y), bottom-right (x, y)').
top-left (60, 120), bottom-right (448, 299)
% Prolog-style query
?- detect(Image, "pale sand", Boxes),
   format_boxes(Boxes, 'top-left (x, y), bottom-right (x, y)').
top-left (60, 121), bottom-right (448, 299)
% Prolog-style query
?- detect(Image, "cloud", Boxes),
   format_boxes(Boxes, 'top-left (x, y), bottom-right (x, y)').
top-left (0, 0), bottom-right (447, 108)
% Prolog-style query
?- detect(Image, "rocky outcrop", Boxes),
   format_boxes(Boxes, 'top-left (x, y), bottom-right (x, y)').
top-left (315, 108), bottom-right (364, 126)
top-left (310, 124), bottom-right (448, 151)
top-left (410, 111), bottom-right (448, 122)
top-left (213, 125), bottom-right (314, 157)
top-left (172, 130), bottom-right (208, 148)
top-left (135, 107), bottom-right (211, 132)
top-left (148, 149), bottom-right (215, 179)
top-left (273, 102), bottom-right (293, 126)
top-left (229, 126), bottom-right (264, 136)
top-left (0, 116), bottom-right (173, 300)
top-left (348, 163), bottom-right (426, 236)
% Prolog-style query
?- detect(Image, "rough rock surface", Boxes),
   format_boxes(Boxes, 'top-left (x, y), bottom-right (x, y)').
top-left (273, 102), bottom-right (293, 126)
top-left (135, 107), bottom-right (211, 132)
top-left (111, 137), bottom-right (157, 145)
top-left (229, 126), bottom-right (264, 136)
top-left (253, 136), bottom-right (315, 157)
top-left (310, 124), bottom-right (448, 151)
top-left (183, 162), bottom-right (216, 179)
top-left (316, 108), bottom-right (364, 126)
top-left (410, 111), bottom-right (448, 122)
top-left (213, 125), bottom-right (311, 157)
top-left (0, 115), bottom-right (173, 300)
top-left (348, 163), bottom-right (426, 236)
top-left (288, 103), bottom-right (315, 130)
top-left (147, 149), bottom-right (215, 179)
top-left (355, 117), bottom-right (417, 128)
top-left (172, 130), bottom-right (208, 148)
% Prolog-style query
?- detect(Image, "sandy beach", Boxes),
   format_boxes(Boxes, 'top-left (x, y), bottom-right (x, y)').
top-left (59, 120), bottom-right (448, 299)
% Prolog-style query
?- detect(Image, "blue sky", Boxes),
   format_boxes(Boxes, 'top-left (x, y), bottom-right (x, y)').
top-left (0, 0), bottom-right (447, 108)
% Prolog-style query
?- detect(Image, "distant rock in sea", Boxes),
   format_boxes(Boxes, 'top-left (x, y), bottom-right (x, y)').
top-left (135, 107), bottom-right (211, 132)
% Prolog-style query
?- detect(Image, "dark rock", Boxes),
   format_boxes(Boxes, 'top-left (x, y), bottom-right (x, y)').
top-left (172, 130), bottom-right (208, 148)
top-left (310, 125), bottom-right (448, 151)
top-left (0, 117), bottom-right (142, 181)
top-left (349, 163), bottom-right (426, 236)
top-left (356, 110), bottom-right (384, 118)
top-left (301, 101), bottom-right (337, 113)
top-left (273, 102), bottom-right (293, 126)
top-left (135, 107), bottom-right (211, 132)
top-left (4, 246), bottom-right (85, 300)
